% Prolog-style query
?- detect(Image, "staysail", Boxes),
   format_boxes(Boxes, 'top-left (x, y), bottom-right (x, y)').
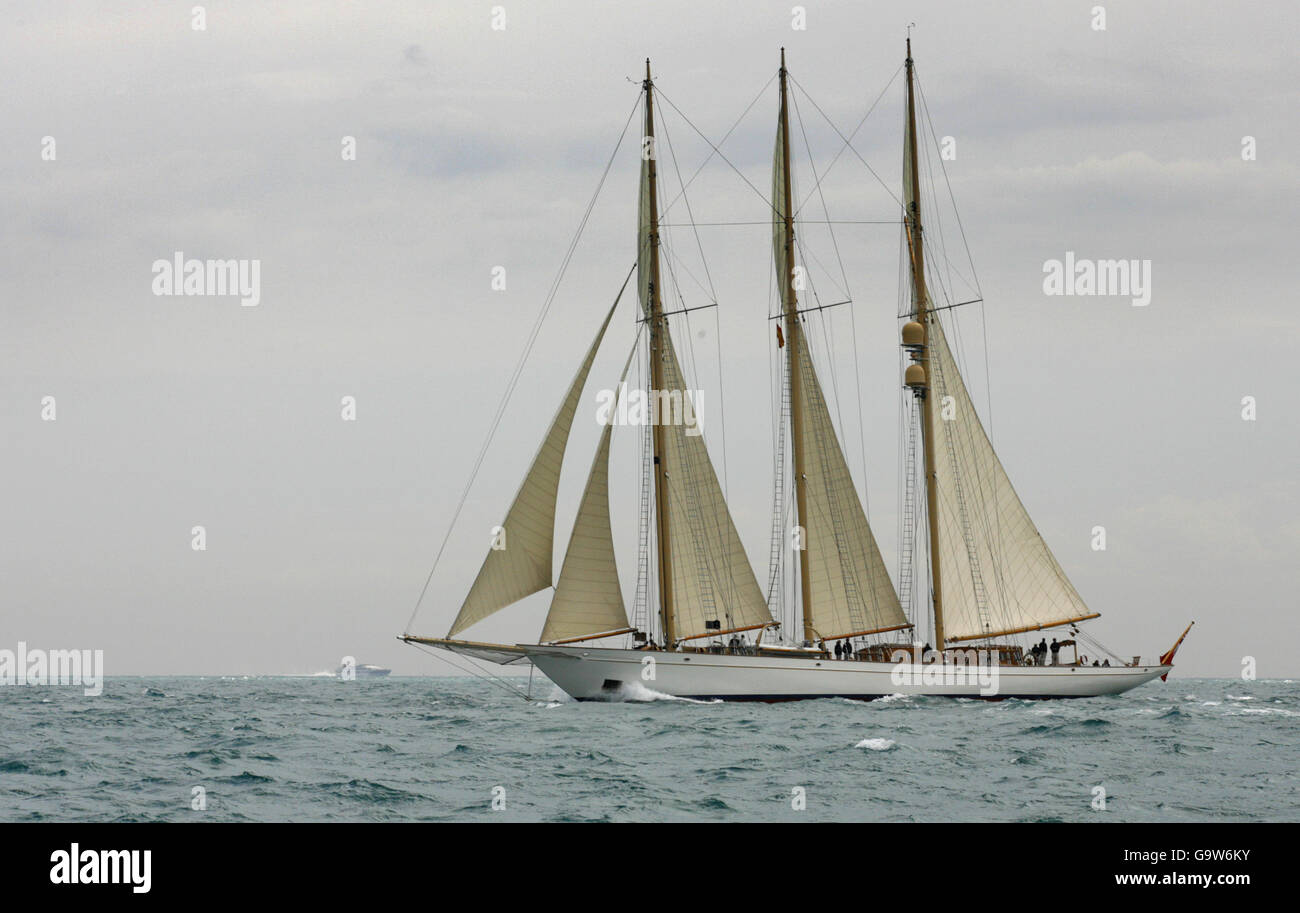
top-left (772, 55), bottom-right (908, 641)
top-left (923, 315), bottom-right (1099, 642)
top-left (540, 342), bottom-right (638, 644)
top-left (447, 300), bottom-right (619, 637)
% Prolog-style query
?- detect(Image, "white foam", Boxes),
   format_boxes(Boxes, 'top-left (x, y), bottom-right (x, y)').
top-left (855, 738), bottom-right (896, 751)
top-left (610, 680), bottom-right (720, 704)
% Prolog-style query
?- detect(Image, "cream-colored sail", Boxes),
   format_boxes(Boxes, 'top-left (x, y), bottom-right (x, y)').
top-left (657, 333), bottom-right (775, 641)
top-left (637, 75), bottom-right (773, 644)
top-left (447, 301), bottom-right (619, 637)
top-left (540, 344), bottom-right (638, 644)
top-left (772, 98), bottom-right (907, 640)
top-left (925, 315), bottom-right (1098, 642)
top-left (793, 352), bottom-right (910, 638)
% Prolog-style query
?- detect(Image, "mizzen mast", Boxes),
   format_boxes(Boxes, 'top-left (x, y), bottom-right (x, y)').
top-left (902, 36), bottom-right (946, 650)
top-left (642, 60), bottom-right (677, 648)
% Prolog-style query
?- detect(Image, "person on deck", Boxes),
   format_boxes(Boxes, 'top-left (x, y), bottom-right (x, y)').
top-left (834, 641), bottom-right (843, 659)
top-left (1050, 638), bottom-right (1061, 666)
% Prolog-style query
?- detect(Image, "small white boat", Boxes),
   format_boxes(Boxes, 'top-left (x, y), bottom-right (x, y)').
top-left (337, 663), bottom-right (390, 679)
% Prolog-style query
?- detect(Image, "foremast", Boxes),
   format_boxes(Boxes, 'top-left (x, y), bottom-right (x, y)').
top-left (642, 60), bottom-right (677, 648)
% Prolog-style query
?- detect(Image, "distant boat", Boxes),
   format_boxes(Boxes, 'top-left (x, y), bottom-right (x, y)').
top-left (337, 663), bottom-right (390, 679)
top-left (401, 42), bottom-right (1192, 701)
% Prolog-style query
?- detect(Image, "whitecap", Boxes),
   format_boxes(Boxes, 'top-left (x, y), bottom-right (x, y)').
top-left (605, 680), bottom-right (720, 704)
top-left (855, 738), bottom-right (896, 751)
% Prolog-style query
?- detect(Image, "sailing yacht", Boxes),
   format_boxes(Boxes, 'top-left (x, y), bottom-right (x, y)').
top-left (401, 43), bottom-right (1192, 701)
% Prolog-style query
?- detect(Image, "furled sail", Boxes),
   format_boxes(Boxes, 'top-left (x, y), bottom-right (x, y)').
top-left (772, 93), bottom-right (908, 640)
top-left (925, 315), bottom-right (1099, 642)
top-left (540, 342), bottom-right (638, 644)
top-left (447, 300), bottom-right (619, 637)
top-left (657, 333), bottom-right (775, 641)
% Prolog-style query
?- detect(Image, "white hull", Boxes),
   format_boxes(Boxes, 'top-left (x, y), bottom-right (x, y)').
top-left (439, 641), bottom-right (1169, 701)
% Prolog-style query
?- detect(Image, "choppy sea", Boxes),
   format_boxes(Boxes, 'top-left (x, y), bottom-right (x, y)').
top-left (2, 676), bottom-right (1295, 822)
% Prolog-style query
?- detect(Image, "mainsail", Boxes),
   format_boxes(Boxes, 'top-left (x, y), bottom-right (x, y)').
top-left (923, 315), bottom-right (1098, 642)
top-left (656, 334), bottom-right (775, 641)
top-left (540, 343), bottom-right (638, 644)
top-left (772, 54), bottom-right (909, 641)
top-left (640, 60), bottom-right (774, 644)
top-left (900, 38), bottom-right (1097, 644)
top-left (447, 300), bottom-right (619, 637)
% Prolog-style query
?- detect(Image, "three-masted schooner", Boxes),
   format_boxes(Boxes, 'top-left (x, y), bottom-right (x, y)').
top-left (401, 43), bottom-right (1192, 700)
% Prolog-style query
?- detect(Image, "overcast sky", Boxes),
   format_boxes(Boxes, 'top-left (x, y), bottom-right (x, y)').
top-left (3, 1), bottom-right (1297, 678)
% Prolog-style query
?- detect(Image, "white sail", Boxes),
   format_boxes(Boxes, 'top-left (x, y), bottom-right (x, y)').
top-left (772, 96), bottom-right (907, 639)
top-left (658, 333), bottom-right (775, 641)
top-left (925, 315), bottom-right (1098, 642)
top-left (447, 301), bottom-right (619, 637)
top-left (540, 344), bottom-right (637, 643)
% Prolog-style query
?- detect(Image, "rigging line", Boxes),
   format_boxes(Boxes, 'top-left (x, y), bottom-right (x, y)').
top-left (913, 70), bottom-right (997, 518)
top-left (656, 73), bottom-right (777, 221)
top-left (915, 71), bottom-right (982, 299)
top-left (409, 642), bottom-right (535, 704)
top-left (402, 91), bottom-right (641, 636)
top-left (787, 71), bottom-right (903, 211)
top-left (655, 85), bottom-right (779, 217)
top-left (660, 220), bottom-right (902, 226)
top-left (790, 82), bottom-right (853, 311)
top-left (712, 305), bottom-right (731, 500)
top-left (658, 95), bottom-right (718, 303)
top-left (789, 76), bottom-right (870, 518)
top-left (787, 66), bottom-right (904, 217)
top-left (657, 233), bottom-right (712, 309)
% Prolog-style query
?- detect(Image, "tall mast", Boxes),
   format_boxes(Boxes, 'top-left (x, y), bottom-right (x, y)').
top-left (643, 60), bottom-right (677, 648)
top-left (904, 37), bottom-right (946, 650)
top-left (778, 49), bottom-right (816, 646)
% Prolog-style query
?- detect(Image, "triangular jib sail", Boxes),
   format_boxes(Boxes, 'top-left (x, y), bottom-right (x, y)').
top-left (447, 299), bottom-right (620, 637)
top-left (540, 341), bottom-right (639, 644)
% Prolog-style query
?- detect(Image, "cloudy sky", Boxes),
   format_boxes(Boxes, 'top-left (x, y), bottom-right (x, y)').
top-left (3, 1), bottom-right (1296, 677)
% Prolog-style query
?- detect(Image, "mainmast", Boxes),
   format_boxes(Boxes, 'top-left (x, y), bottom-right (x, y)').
top-left (902, 37), bottom-right (946, 650)
top-left (643, 60), bottom-right (677, 648)
top-left (774, 52), bottom-right (816, 650)
top-left (776, 50), bottom-right (816, 646)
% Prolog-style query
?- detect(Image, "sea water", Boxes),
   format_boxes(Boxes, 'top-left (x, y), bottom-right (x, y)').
top-left (1, 676), bottom-right (1295, 822)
